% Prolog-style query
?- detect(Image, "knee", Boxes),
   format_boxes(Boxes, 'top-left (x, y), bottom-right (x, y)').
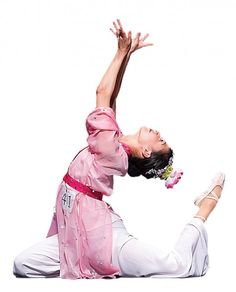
top-left (165, 252), bottom-right (190, 276)
top-left (175, 260), bottom-right (189, 275)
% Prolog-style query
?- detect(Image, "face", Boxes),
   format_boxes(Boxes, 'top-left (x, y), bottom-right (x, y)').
top-left (136, 126), bottom-right (170, 158)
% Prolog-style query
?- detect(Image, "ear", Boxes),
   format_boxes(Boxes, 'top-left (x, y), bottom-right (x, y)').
top-left (142, 147), bottom-right (151, 158)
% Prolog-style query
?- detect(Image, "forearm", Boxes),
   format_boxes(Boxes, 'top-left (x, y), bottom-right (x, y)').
top-left (110, 52), bottom-right (131, 107)
top-left (96, 50), bottom-right (127, 107)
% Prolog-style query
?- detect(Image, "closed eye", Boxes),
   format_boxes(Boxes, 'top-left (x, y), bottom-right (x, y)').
top-left (160, 138), bottom-right (166, 145)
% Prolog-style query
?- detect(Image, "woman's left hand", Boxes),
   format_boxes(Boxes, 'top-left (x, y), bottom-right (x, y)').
top-left (110, 19), bottom-right (132, 54)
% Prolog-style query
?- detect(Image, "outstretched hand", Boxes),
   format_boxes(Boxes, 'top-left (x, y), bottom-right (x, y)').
top-left (110, 19), bottom-right (153, 55)
top-left (129, 32), bottom-right (153, 54)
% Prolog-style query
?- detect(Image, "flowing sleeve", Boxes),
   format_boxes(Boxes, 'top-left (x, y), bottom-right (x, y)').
top-left (86, 107), bottom-right (127, 176)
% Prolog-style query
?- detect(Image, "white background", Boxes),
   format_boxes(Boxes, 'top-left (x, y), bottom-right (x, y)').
top-left (0, 0), bottom-right (236, 291)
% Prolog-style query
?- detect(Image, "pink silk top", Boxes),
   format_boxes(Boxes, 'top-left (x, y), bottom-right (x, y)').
top-left (47, 107), bottom-right (130, 279)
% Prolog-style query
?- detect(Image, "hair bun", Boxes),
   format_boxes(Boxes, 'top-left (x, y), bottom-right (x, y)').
top-left (128, 161), bottom-right (142, 177)
top-left (165, 169), bottom-right (183, 189)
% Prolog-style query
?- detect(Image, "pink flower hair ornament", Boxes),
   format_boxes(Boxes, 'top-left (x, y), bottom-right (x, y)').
top-left (164, 168), bottom-right (184, 189)
top-left (145, 157), bottom-right (183, 189)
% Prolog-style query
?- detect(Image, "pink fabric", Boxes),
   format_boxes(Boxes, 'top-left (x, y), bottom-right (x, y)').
top-left (47, 107), bottom-right (130, 279)
top-left (63, 173), bottom-right (103, 200)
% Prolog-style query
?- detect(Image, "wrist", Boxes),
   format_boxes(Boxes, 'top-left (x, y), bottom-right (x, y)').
top-left (116, 49), bottom-right (128, 59)
top-left (127, 51), bottom-right (132, 58)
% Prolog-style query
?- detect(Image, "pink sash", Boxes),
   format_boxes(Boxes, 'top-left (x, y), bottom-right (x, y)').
top-left (63, 173), bottom-right (103, 201)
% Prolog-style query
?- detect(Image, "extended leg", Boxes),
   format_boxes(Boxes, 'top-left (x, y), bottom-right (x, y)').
top-left (116, 173), bottom-right (226, 278)
top-left (117, 217), bottom-right (208, 278)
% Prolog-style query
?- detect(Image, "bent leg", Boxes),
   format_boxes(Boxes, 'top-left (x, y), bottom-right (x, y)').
top-left (13, 234), bottom-right (60, 278)
top-left (117, 218), bottom-right (208, 278)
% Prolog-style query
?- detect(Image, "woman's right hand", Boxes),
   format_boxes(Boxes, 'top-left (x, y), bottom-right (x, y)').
top-left (129, 32), bottom-right (153, 55)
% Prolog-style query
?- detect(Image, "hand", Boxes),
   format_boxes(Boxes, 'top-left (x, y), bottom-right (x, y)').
top-left (110, 19), bottom-right (153, 55)
top-left (110, 19), bottom-right (132, 54)
top-left (129, 32), bottom-right (153, 55)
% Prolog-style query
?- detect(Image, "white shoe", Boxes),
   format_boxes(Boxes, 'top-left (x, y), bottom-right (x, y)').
top-left (194, 172), bottom-right (225, 207)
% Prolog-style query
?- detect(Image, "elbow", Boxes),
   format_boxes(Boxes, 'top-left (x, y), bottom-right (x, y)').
top-left (96, 85), bottom-right (107, 97)
top-left (96, 85), bottom-right (102, 96)
top-left (96, 86), bottom-right (110, 108)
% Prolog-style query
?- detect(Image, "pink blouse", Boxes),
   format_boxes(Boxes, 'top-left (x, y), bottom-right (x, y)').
top-left (47, 107), bottom-right (130, 279)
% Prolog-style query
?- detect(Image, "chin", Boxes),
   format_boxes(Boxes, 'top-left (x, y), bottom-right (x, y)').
top-left (137, 127), bottom-right (145, 139)
top-left (137, 127), bottom-right (143, 136)
top-left (140, 126), bottom-right (148, 133)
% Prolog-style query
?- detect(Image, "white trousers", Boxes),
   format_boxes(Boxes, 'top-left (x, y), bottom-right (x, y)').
top-left (13, 211), bottom-right (209, 278)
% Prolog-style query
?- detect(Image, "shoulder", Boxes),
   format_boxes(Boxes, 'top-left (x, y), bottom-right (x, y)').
top-left (88, 107), bottom-right (115, 118)
top-left (86, 107), bottom-right (120, 133)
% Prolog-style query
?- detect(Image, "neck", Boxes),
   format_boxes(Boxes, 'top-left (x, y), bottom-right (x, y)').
top-left (119, 135), bottom-right (140, 157)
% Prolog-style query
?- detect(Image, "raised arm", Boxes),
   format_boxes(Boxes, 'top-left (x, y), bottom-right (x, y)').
top-left (96, 19), bottom-right (153, 113)
top-left (109, 20), bottom-right (153, 113)
top-left (96, 27), bottom-right (131, 109)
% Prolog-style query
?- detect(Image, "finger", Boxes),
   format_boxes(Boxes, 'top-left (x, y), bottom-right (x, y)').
top-left (117, 19), bottom-right (127, 39)
top-left (140, 33), bottom-right (149, 42)
top-left (128, 31), bottom-right (132, 40)
top-left (117, 19), bottom-right (123, 31)
top-left (137, 43), bottom-right (154, 50)
top-left (134, 32), bottom-right (140, 38)
top-left (135, 32), bottom-right (141, 40)
top-left (110, 28), bottom-right (117, 36)
top-left (142, 43), bottom-right (154, 47)
top-left (113, 21), bottom-right (119, 33)
top-left (117, 19), bottom-right (126, 37)
top-left (113, 21), bottom-right (122, 38)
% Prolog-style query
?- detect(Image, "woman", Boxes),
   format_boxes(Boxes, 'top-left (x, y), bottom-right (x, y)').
top-left (13, 20), bottom-right (225, 279)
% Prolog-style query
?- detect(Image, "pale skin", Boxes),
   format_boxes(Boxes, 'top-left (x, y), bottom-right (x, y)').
top-left (96, 19), bottom-right (221, 222)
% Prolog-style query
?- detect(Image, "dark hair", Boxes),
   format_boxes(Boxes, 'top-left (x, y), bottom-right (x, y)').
top-left (128, 148), bottom-right (174, 179)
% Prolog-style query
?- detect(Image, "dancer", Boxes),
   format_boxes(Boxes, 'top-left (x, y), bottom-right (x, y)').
top-left (13, 20), bottom-right (225, 279)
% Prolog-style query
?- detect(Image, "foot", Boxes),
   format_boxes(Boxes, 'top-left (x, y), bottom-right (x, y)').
top-left (194, 172), bottom-right (225, 222)
top-left (194, 172), bottom-right (225, 207)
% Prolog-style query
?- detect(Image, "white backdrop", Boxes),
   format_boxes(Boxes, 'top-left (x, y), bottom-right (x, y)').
top-left (0, 0), bottom-right (235, 291)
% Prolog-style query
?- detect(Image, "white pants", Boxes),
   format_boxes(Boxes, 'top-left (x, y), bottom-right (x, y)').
top-left (13, 211), bottom-right (209, 278)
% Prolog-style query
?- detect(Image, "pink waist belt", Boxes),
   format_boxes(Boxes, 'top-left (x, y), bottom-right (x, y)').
top-left (63, 173), bottom-right (103, 201)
